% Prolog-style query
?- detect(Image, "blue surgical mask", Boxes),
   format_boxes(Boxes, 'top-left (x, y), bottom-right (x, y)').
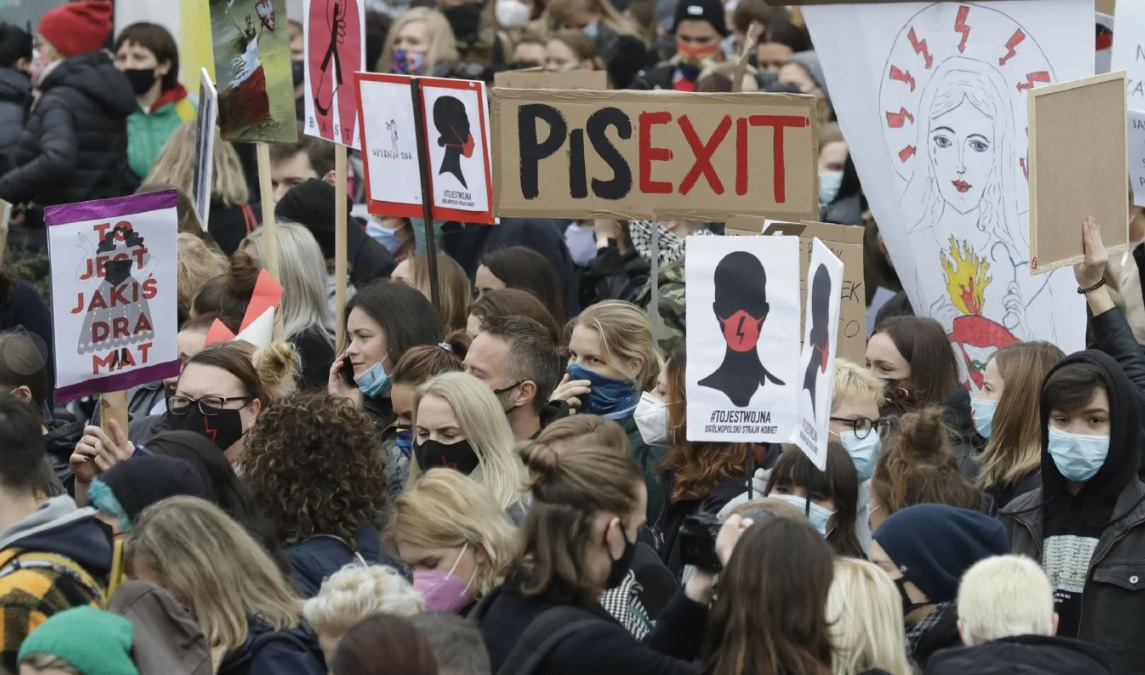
top-left (839, 430), bottom-right (880, 482)
top-left (1047, 426), bottom-right (1110, 483)
top-left (819, 170), bottom-right (844, 205)
top-left (567, 363), bottom-right (639, 420)
top-left (356, 361), bottom-right (392, 398)
top-left (582, 22), bottom-right (599, 39)
top-left (971, 397), bottom-right (998, 439)
top-left (771, 493), bottom-right (835, 537)
top-left (367, 220), bottom-right (404, 254)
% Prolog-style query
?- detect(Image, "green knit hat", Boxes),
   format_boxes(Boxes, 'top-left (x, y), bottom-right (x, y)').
top-left (18, 606), bottom-right (138, 675)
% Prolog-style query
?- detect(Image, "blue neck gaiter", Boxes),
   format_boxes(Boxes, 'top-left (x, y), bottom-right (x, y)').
top-left (568, 363), bottom-right (640, 420)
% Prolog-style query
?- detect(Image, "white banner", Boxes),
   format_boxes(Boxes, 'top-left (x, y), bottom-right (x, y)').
top-left (793, 239), bottom-right (844, 471)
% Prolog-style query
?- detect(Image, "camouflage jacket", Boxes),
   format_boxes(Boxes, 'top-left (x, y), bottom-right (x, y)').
top-left (634, 258), bottom-right (685, 353)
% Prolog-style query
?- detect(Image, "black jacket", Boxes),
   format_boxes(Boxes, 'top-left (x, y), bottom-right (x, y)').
top-left (44, 418), bottom-right (85, 496)
top-left (657, 475), bottom-right (748, 580)
top-left (285, 523), bottom-right (396, 598)
top-left (580, 245), bottom-right (650, 308)
top-left (0, 68), bottom-right (30, 168)
top-left (942, 386), bottom-right (984, 483)
top-left (209, 202), bottom-right (262, 258)
top-left (629, 62), bottom-right (675, 90)
top-left (478, 582), bottom-right (707, 675)
top-left (217, 616), bottom-right (324, 675)
top-left (1089, 307), bottom-right (1145, 478)
top-left (926, 634), bottom-right (1114, 675)
top-left (0, 51), bottom-right (136, 206)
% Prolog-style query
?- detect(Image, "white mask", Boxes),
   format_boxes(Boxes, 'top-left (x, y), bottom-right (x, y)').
top-left (495, 0), bottom-right (531, 28)
top-left (634, 392), bottom-right (668, 446)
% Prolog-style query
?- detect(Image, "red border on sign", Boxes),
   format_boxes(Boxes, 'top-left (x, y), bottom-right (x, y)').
top-left (355, 72), bottom-right (424, 220)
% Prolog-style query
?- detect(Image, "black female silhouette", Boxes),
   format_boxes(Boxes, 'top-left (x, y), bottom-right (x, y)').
top-left (432, 95), bottom-right (475, 188)
top-left (802, 264), bottom-right (832, 416)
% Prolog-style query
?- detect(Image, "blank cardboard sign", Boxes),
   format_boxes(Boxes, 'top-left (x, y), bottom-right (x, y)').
top-left (491, 89), bottom-right (819, 221)
top-left (1029, 71), bottom-right (1129, 274)
top-left (493, 69), bottom-right (608, 90)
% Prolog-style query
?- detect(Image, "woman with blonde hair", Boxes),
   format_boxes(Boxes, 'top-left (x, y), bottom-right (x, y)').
top-left (385, 468), bottom-right (515, 614)
top-left (411, 372), bottom-right (528, 518)
top-left (304, 564), bottom-right (424, 663)
top-left (125, 497), bottom-right (324, 674)
top-left (176, 232), bottom-right (227, 324)
top-left (241, 223), bottom-right (336, 390)
top-left (551, 299), bottom-right (662, 520)
top-left (393, 252), bottom-right (472, 334)
top-left (146, 121), bottom-right (259, 256)
top-left (543, 0), bottom-right (648, 87)
top-left (827, 558), bottom-right (913, 675)
top-left (376, 8), bottom-right (459, 75)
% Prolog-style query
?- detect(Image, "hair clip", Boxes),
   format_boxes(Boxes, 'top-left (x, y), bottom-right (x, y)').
top-left (439, 342), bottom-right (452, 352)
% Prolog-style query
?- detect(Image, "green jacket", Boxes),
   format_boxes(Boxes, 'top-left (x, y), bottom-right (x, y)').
top-left (634, 258), bottom-right (686, 354)
top-left (127, 83), bottom-right (196, 179)
top-left (619, 412), bottom-right (669, 525)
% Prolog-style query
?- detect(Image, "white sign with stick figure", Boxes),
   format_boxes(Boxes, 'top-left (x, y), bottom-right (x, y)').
top-left (792, 239), bottom-right (844, 471)
top-left (419, 77), bottom-right (493, 218)
top-left (685, 235), bottom-right (801, 444)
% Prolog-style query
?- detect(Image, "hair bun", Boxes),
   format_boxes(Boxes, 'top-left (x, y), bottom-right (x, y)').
top-left (518, 440), bottom-right (561, 476)
top-left (897, 407), bottom-right (948, 459)
top-left (228, 251), bottom-right (261, 295)
top-left (252, 342), bottom-right (300, 401)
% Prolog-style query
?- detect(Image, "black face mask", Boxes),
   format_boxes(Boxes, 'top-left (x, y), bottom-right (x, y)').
top-left (291, 59), bottom-right (305, 86)
top-left (606, 527), bottom-right (636, 589)
top-left (414, 439), bottom-right (480, 475)
top-left (894, 576), bottom-right (926, 615)
top-left (123, 68), bottom-right (158, 96)
top-left (170, 408), bottom-right (247, 452)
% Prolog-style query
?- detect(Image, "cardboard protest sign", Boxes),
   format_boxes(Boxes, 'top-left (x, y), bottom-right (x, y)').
top-left (1029, 71), bottom-right (1129, 273)
top-left (46, 192), bottom-right (180, 403)
top-left (193, 68), bottom-right (218, 225)
top-left (493, 69), bottom-right (609, 90)
top-left (357, 73), bottom-right (495, 223)
top-left (803, 0), bottom-right (1090, 389)
top-left (304, 0), bottom-right (365, 148)
top-left (211, 0), bottom-right (298, 143)
top-left (685, 235), bottom-right (801, 443)
top-left (491, 89), bottom-right (818, 221)
top-left (792, 239), bottom-right (844, 470)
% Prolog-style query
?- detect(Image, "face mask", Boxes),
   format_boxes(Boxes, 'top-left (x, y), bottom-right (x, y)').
top-left (839, 430), bottom-right (880, 482)
top-left (606, 526), bottom-right (636, 589)
top-left (819, 169), bottom-right (844, 205)
top-left (414, 543), bottom-right (475, 613)
top-left (30, 48), bottom-right (51, 88)
top-left (414, 438), bottom-right (480, 475)
top-left (291, 59), bottom-right (305, 86)
top-left (675, 40), bottom-right (719, 66)
top-left (1047, 426), bottom-right (1110, 483)
top-left (718, 309), bottom-right (764, 352)
top-left (367, 220), bottom-right (405, 253)
top-left (123, 68), bottom-right (158, 96)
top-left (770, 493), bottom-right (834, 537)
top-left (567, 363), bottom-right (639, 419)
top-left (170, 406), bottom-right (248, 452)
top-left (970, 397), bottom-right (998, 439)
top-left (393, 48), bottom-right (426, 75)
top-left (894, 576), bottom-right (926, 615)
top-left (495, 0), bottom-right (531, 28)
top-left (356, 361), bottom-right (392, 398)
top-left (582, 22), bottom-right (600, 39)
top-left (634, 392), bottom-right (669, 446)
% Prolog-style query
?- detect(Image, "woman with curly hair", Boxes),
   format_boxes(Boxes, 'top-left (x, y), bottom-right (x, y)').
top-left (242, 391), bottom-right (393, 597)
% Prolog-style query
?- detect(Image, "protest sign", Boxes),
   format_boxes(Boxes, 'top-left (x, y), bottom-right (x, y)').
top-left (304, 0), bottom-right (365, 148)
top-left (1029, 72), bottom-right (1128, 273)
top-left (1097, 12), bottom-right (1114, 75)
top-left (685, 235), bottom-right (801, 444)
top-left (46, 192), bottom-right (180, 403)
top-left (205, 269), bottom-right (284, 348)
top-left (804, 0), bottom-right (1090, 389)
top-left (1130, 110), bottom-right (1145, 207)
top-left (211, 0), bottom-right (297, 143)
top-left (1112, 3), bottom-right (1145, 101)
top-left (357, 73), bottom-right (495, 224)
top-left (193, 68), bottom-right (218, 225)
top-left (792, 239), bottom-right (844, 470)
top-left (491, 89), bottom-right (818, 221)
top-left (493, 69), bottom-right (608, 89)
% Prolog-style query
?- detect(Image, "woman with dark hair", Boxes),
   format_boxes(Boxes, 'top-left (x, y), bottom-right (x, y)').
top-left (243, 391), bottom-right (392, 597)
top-left (0, 330), bottom-right (68, 494)
top-left (477, 246), bottom-right (567, 324)
top-left (332, 615), bottom-right (438, 675)
top-left (468, 288), bottom-right (563, 345)
top-left (189, 253), bottom-right (259, 324)
top-left (764, 445), bottom-right (865, 559)
top-left (700, 518), bottom-right (834, 675)
top-left (657, 346), bottom-right (747, 579)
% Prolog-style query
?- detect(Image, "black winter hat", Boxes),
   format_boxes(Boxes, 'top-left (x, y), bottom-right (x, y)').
top-left (673, 0), bottom-right (728, 37)
top-left (96, 456), bottom-right (209, 526)
top-left (873, 504), bottom-right (1009, 604)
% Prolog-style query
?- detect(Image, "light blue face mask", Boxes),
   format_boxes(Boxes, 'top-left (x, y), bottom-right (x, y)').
top-left (366, 220), bottom-right (404, 254)
top-left (970, 397), bottom-right (998, 439)
top-left (819, 170), bottom-right (844, 205)
top-left (1047, 426), bottom-right (1110, 483)
top-left (356, 361), bottom-right (392, 398)
top-left (582, 22), bottom-right (599, 39)
top-left (770, 493), bottom-right (835, 537)
top-left (839, 430), bottom-right (880, 482)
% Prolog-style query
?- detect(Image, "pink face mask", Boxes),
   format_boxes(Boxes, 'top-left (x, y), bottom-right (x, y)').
top-left (413, 543), bottom-right (476, 613)
top-left (30, 48), bottom-right (51, 88)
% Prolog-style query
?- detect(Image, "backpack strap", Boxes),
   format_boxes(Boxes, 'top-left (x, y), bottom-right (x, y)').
top-left (495, 606), bottom-right (599, 675)
top-left (240, 204), bottom-right (258, 233)
top-left (0, 551), bottom-right (106, 605)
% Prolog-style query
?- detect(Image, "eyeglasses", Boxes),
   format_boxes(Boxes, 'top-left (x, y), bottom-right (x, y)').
top-left (168, 395), bottom-right (253, 416)
top-left (830, 416), bottom-right (892, 440)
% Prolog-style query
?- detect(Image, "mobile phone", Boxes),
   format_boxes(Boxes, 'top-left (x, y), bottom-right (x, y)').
top-left (340, 356), bottom-right (358, 388)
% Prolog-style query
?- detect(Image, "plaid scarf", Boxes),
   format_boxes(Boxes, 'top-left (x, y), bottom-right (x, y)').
top-left (598, 570), bottom-right (652, 639)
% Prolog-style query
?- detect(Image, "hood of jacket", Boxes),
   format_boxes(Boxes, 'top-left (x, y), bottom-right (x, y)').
top-left (0, 67), bottom-right (31, 104)
top-left (0, 496), bottom-right (112, 578)
top-left (925, 634), bottom-right (1114, 675)
top-left (40, 51), bottom-right (136, 118)
top-left (44, 417), bottom-right (86, 461)
top-left (108, 580), bottom-right (213, 675)
top-left (538, 400), bottom-right (570, 433)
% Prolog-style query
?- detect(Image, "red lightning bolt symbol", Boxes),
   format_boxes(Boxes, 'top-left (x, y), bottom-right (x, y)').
top-left (202, 418), bottom-right (219, 442)
top-left (999, 29), bottom-right (1025, 66)
top-left (954, 6), bottom-right (971, 53)
top-left (1019, 157), bottom-right (1029, 179)
top-left (889, 65), bottom-right (916, 92)
top-left (886, 108), bottom-right (915, 128)
top-left (908, 27), bottom-right (934, 69)
top-left (898, 146), bottom-right (917, 162)
top-left (1016, 71), bottom-right (1050, 91)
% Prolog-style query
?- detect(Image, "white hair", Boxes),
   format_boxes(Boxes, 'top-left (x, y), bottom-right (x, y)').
top-left (958, 555), bottom-right (1053, 643)
top-left (302, 564), bottom-right (424, 637)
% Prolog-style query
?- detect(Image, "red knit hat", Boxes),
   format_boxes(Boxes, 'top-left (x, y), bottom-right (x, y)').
top-left (38, 1), bottom-right (114, 58)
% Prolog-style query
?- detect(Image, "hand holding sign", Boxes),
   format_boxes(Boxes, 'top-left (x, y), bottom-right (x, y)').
top-left (70, 420), bottom-right (133, 485)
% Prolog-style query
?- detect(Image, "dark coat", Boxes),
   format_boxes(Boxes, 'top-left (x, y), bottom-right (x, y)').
top-left (580, 245), bottom-right (650, 307)
top-left (0, 68), bottom-right (30, 166)
top-left (0, 51), bottom-right (136, 206)
top-left (657, 475), bottom-right (748, 579)
top-left (629, 62), bottom-right (675, 90)
top-left (478, 583), bottom-right (707, 675)
top-left (286, 523), bottom-right (393, 598)
top-left (942, 386), bottom-right (984, 483)
top-left (44, 418), bottom-right (85, 495)
top-left (925, 634), bottom-right (1114, 675)
top-left (1088, 307), bottom-right (1145, 478)
top-left (208, 201), bottom-right (262, 258)
top-left (217, 616), bottom-right (324, 675)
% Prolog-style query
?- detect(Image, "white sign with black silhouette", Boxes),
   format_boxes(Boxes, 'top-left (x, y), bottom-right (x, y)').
top-left (356, 72), bottom-right (423, 216)
top-left (685, 235), bottom-right (801, 443)
top-left (419, 78), bottom-right (493, 216)
top-left (792, 239), bottom-right (844, 470)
